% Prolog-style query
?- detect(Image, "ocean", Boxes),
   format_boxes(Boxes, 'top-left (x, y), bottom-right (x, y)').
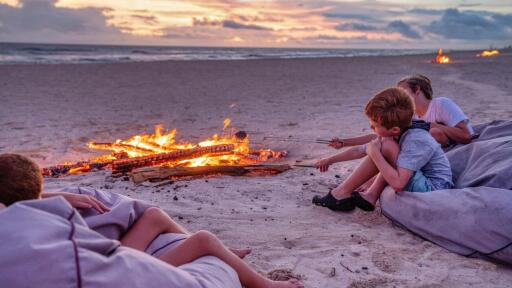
top-left (0, 42), bottom-right (433, 64)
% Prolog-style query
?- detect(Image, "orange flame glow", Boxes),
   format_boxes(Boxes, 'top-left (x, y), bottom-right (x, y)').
top-left (433, 49), bottom-right (450, 64)
top-left (83, 119), bottom-right (283, 170)
top-left (477, 49), bottom-right (500, 57)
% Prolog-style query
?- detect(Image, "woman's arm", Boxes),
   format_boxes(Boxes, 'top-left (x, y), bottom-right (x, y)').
top-left (431, 121), bottom-right (472, 144)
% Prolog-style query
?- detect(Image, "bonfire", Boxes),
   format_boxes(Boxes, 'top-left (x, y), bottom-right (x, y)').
top-left (432, 49), bottom-right (450, 64)
top-left (43, 119), bottom-right (289, 181)
top-left (477, 49), bottom-right (500, 57)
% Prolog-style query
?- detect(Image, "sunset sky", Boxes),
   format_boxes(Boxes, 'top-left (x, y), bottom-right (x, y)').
top-left (0, 0), bottom-right (511, 49)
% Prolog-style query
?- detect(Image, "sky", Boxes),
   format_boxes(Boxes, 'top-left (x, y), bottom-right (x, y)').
top-left (0, 0), bottom-right (511, 49)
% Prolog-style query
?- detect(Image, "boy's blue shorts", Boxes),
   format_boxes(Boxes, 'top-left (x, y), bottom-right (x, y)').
top-left (403, 170), bottom-right (434, 193)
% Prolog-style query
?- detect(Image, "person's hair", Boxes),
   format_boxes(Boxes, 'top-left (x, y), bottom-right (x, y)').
top-left (397, 74), bottom-right (433, 100)
top-left (365, 87), bottom-right (415, 130)
top-left (0, 154), bottom-right (42, 206)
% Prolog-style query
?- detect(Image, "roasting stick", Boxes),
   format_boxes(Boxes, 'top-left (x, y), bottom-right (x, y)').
top-left (292, 164), bottom-right (316, 168)
top-left (263, 136), bottom-right (331, 144)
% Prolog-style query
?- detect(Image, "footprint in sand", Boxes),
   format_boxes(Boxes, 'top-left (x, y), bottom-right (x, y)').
top-left (348, 277), bottom-right (392, 288)
top-left (371, 250), bottom-right (401, 273)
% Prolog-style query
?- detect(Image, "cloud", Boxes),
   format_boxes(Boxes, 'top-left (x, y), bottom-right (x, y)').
top-left (222, 20), bottom-right (270, 31)
top-left (0, 0), bottom-right (113, 34)
top-left (408, 8), bottom-right (444, 15)
top-left (0, 0), bottom-right (124, 43)
top-left (323, 12), bottom-right (374, 21)
top-left (426, 8), bottom-right (512, 40)
top-left (193, 17), bottom-right (271, 31)
top-left (387, 20), bottom-right (421, 39)
top-left (335, 22), bottom-right (377, 31)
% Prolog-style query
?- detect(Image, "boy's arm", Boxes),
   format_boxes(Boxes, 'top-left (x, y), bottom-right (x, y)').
top-left (330, 134), bottom-right (377, 149)
top-left (315, 146), bottom-right (367, 172)
top-left (431, 121), bottom-right (472, 144)
top-left (366, 142), bottom-right (413, 191)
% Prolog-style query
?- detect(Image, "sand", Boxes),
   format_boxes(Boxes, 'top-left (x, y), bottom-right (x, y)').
top-left (1, 51), bottom-right (512, 287)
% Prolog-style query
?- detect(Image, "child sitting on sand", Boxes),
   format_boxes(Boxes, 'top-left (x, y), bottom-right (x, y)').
top-left (0, 153), bottom-right (302, 288)
top-left (313, 88), bottom-right (453, 212)
top-left (329, 74), bottom-right (474, 149)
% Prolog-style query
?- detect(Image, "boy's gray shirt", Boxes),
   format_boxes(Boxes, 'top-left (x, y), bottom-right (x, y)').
top-left (397, 129), bottom-right (453, 190)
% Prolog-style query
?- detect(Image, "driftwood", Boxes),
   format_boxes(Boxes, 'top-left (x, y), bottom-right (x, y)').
top-left (112, 144), bottom-right (235, 172)
top-left (130, 164), bottom-right (291, 183)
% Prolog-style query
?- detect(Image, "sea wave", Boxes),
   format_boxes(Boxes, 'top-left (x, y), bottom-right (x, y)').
top-left (0, 43), bottom-right (433, 64)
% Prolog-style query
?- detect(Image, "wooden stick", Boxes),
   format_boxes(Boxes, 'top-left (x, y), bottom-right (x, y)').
top-left (263, 136), bottom-right (330, 144)
top-left (112, 144), bottom-right (235, 172)
top-left (292, 164), bottom-right (316, 168)
top-left (130, 164), bottom-right (291, 183)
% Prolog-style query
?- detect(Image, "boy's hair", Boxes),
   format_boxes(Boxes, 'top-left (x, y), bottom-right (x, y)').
top-left (365, 87), bottom-right (415, 130)
top-left (0, 154), bottom-right (42, 206)
top-left (397, 74), bottom-right (433, 100)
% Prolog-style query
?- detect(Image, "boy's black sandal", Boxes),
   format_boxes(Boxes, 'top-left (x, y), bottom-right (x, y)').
top-left (312, 192), bottom-right (355, 212)
top-left (351, 191), bottom-right (375, 211)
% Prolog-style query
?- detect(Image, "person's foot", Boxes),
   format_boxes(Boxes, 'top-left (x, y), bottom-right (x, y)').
top-left (312, 192), bottom-right (355, 212)
top-left (230, 247), bottom-right (252, 259)
top-left (265, 279), bottom-right (303, 288)
top-left (352, 191), bottom-right (375, 211)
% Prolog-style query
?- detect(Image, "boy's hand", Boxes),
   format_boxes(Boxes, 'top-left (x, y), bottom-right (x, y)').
top-left (366, 138), bottom-right (382, 158)
top-left (61, 193), bottom-right (110, 214)
top-left (329, 138), bottom-right (344, 149)
top-left (314, 158), bottom-right (332, 172)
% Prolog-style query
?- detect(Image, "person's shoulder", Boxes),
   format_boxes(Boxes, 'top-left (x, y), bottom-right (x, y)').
top-left (433, 97), bottom-right (456, 105)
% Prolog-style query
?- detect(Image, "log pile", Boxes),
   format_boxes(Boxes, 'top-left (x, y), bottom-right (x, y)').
top-left (42, 144), bottom-right (235, 176)
top-left (111, 144), bottom-right (235, 172)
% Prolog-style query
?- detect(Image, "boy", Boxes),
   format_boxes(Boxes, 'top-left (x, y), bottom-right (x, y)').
top-left (0, 153), bottom-right (302, 288)
top-left (313, 87), bottom-right (453, 212)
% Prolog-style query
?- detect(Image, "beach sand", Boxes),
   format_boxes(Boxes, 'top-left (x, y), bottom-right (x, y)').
top-left (1, 51), bottom-right (511, 287)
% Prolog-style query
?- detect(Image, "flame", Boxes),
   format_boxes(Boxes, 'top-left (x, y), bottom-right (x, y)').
top-left (433, 49), bottom-right (450, 64)
top-left (223, 118), bottom-right (231, 130)
top-left (72, 120), bottom-right (282, 174)
top-left (477, 49), bottom-right (499, 57)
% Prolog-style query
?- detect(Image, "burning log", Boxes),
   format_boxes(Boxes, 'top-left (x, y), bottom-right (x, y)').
top-left (130, 164), bottom-right (291, 183)
top-left (111, 144), bottom-right (235, 172)
top-left (88, 142), bottom-right (160, 154)
top-left (42, 161), bottom-right (111, 177)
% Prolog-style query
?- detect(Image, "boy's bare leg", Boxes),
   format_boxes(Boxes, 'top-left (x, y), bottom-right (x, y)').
top-left (121, 207), bottom-right (191, 251)
top-left (158, 231), bottom-right (302, 288)
top-left (121, 207), bottom-right (251, 258)
top-left (330, 156), bottom-right (379, 200)
top-left (360, 138), bottom-right (400, 205)
top-left (360, 173), bottom-right (388, 205)
top-left (355, 176), bottom-right (376, 192)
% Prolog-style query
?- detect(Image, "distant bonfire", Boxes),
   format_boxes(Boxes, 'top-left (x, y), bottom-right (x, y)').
top-left (477, 49), bottom-right (500, 57)
top-left (432, 49), bottom-right (450, 64)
